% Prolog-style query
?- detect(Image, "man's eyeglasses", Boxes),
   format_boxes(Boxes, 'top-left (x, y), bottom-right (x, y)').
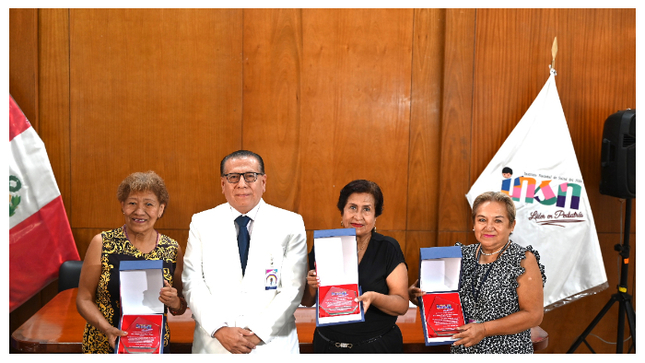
top-left (222, 172), bottom-right (264, 184)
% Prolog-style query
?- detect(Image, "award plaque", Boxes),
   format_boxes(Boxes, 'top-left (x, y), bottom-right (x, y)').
top-left (314, 229), bottom-right (364, 326)
top-left (120, 316), bottom-right (162, 354)
top-left (418, 246), bottom-right (464, 345)
top-left (423, 294), bottom-right (464, 338)
top-left (117, 260), bottom-right (165, 354)
top-left (319, 286), bottom-right (359, 317)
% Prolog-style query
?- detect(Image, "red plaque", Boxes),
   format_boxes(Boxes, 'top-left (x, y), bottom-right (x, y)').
top-left (118, 316), bottom-right (162, 354)
top-left (319, 285), bottom-right (359, 317)
top-left (422, 293), bottom-right (464, 338)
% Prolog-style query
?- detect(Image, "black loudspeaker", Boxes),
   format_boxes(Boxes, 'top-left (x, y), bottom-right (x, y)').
top-left (600, 109), bottom-right (636, 199)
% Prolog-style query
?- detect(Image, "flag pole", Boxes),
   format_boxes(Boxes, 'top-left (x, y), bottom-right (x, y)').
top-left (550, 37), bottom-right (558, 72)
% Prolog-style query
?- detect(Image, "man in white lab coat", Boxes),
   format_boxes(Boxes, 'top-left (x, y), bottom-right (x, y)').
top-left (182, 150), bottom-right (307, 354)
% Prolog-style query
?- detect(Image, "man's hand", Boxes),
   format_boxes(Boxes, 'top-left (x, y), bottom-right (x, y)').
top-left (213, 326), bottom-right (258, 354)
top-left (242, 329), bottom-right (263, 346)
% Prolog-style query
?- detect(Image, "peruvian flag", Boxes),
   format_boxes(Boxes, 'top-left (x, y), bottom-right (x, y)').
top-left (9, 95), bottom-right (80, 312)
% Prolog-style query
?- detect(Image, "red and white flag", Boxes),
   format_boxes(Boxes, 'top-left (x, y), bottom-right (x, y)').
top-left (465, 70), bottom-right (608, 311)
top-left (9, 95), bottom-right (79, 312)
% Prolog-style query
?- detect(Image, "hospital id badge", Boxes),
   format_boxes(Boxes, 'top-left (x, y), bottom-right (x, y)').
top-left (265, 268), bottom-right (278, 290)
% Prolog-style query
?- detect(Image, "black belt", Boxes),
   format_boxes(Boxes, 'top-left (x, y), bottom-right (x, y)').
top-left (316, 325), bottom-right (395, 349)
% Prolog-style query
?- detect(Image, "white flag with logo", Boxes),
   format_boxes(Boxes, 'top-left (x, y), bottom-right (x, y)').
top-left (466, 70), bottom-right (608, 310)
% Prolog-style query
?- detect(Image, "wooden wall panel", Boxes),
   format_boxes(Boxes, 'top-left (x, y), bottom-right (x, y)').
top-left (68, 9), bottom-right (243, 231)
top-left (553, 9), bottom-right (637, 234)
top-left (437, 9), bottom-right (476, 236)
top-left (471, 9), bottom-right (557, 189)
top-left (71, 228), bottom-right (103, 261)
top-left (39, 9), bottom-right (72, 219)
top-left (407, 9), bottom-right (444, 232)
top-left (9, 8), bottom-right (39, 130)
top-left (242, 9), bottom-right (303, 213)
top-left (298, 9), bottom-right (414, 231)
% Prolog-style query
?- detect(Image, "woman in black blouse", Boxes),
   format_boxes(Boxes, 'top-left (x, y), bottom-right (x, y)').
top-left (301, 179), bottom-right (409, 353)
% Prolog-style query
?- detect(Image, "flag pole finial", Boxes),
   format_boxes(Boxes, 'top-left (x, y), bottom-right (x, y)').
top-left (550, 37), bottom-right (558, 74)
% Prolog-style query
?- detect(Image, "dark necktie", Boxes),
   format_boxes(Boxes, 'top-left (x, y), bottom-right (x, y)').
top-left (235, 215), bottom-right (251, 275)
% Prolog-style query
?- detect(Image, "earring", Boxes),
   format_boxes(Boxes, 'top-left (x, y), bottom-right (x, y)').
top-left (341, 221), bottom-right (344, 227)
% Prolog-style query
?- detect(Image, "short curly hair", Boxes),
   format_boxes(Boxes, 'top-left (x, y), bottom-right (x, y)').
top-left (117, 171), bottom-right (169, 216)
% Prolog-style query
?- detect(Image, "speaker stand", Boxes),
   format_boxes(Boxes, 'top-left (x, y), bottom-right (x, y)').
top-left (567, 198), bottom-right (636, 353)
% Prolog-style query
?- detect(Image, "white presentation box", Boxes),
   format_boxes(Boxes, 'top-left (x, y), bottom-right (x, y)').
top-left (313, 228), bottom-right (365, 327)
top-left (418, 246), bottom-right (465, 346)
top-left (116, 260), bottom-right (165, 354)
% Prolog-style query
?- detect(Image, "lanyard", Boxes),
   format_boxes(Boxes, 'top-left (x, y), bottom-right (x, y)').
top-left (471, 247), bottom-right (497, 303)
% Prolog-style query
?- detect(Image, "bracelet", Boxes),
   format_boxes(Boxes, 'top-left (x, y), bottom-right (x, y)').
top-left (169, 296), bottom-right (187, 316)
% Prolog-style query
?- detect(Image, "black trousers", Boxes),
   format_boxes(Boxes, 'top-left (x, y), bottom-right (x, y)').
top-left (312, 325), bottom-right (403, 353)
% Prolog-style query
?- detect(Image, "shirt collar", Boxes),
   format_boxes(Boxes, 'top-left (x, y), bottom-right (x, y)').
top-left (229, 198), bottom-right (263, 222)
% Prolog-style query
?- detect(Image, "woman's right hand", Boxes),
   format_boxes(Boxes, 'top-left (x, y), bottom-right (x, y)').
top-left (408, 279), bottom-right (423, 306)
top-left (300, 268), bottom-right (319, 307)
top-left (306, 269), bottom-right (320, 289)
top-left (105, 326), bottom-right (128, 349)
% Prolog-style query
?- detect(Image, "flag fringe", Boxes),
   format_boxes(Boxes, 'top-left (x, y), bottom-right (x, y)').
top-left (543, 281), bottom-right (609, 313)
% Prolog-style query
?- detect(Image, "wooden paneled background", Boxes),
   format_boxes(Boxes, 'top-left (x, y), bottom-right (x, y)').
top-left (9, 9), bottom-right (636, 353)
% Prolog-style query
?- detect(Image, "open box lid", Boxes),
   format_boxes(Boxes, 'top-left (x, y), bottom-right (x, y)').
top-left (119, 260), bottom-right (164, 315)
top-left (419, 246), bottom-right (462, 293)
top-left (313, 228), bottom-right (358, 287)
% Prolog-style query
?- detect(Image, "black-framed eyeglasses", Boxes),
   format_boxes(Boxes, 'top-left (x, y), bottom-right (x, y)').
top-left (222, 172), bottom-right (264, 184)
